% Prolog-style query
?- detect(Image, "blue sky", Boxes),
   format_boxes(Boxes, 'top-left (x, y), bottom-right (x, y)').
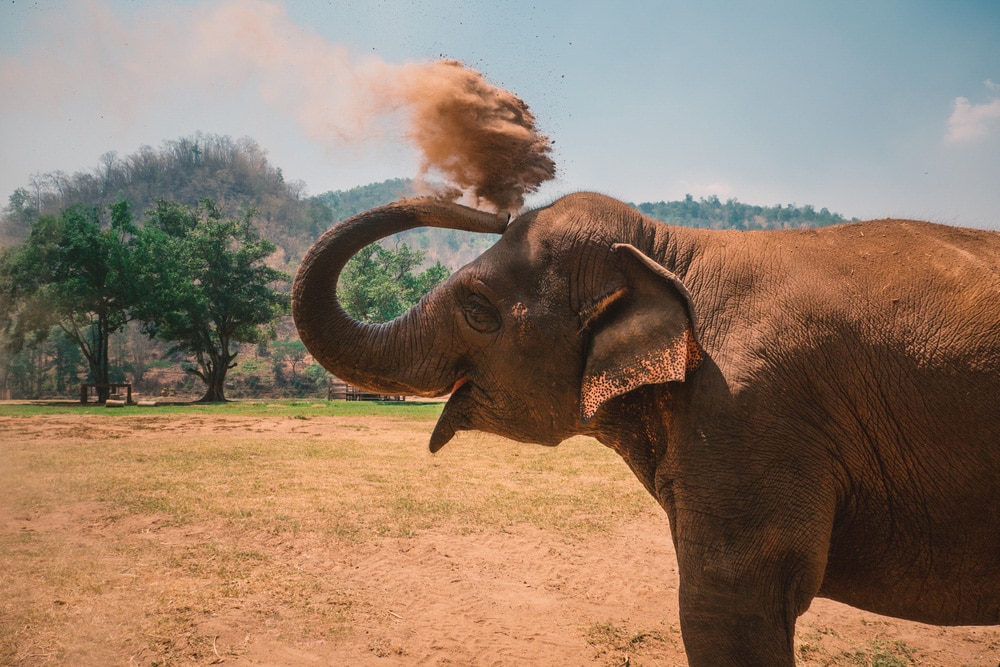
top-left (2, 0), bottom-right (998, 227)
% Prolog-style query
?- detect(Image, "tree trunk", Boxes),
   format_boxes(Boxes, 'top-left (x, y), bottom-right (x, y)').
top-left (91, 313), bottom-right (111, 403)
top-left (196, 346), bottom-right (234, 403)
top-left (199, 368), bottom-right (228, 402)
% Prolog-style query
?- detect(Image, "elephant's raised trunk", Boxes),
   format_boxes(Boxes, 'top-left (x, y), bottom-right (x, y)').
top-left (292, 198), bottom-right (509, 396)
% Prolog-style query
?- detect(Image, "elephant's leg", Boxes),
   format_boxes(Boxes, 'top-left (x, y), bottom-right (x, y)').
top-left (672, 523), bottom-right (829, 666)
top-left (677, 579), bottom-right (800, 666)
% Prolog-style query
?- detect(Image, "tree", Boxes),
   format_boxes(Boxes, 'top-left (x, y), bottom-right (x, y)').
top-left (0, 201), bottom-right (136, 402)
top-left (134, 199), bottom-right (289, 402)
top-left (339, 242), bottom-right (450, 323)
top-left (272, 339), bottom-right (309, 379)
top-left (271, 338), bottom-right (326, 395)
top-left (2, 188), bottom-right (37, 238)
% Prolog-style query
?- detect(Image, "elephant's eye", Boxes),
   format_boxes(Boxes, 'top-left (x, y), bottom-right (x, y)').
top-left (463, 293), bottom-right (501, 334)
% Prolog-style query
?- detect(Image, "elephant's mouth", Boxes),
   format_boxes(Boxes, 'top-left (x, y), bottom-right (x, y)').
top-left (427, 378), bottom-right (568, 452)
top-left (410, 377), bottom-right (468, 400)
top-left (429, 380), bottom-right (475, 452)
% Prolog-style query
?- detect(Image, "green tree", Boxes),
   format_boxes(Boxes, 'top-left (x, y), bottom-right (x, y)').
top-left (0, 201), bottom-right (136, 402)
top-left (339, 243), bottom-right (450, 323)
top-left (270, 338), bottom-right (327, 395)
top-left (134, 199), bottom-right (289, 402)
top-left (51, 328), bottom-right (85, 394)
top-left (271, 339), bottom-right (309, 380)
top-left (3, 187), bottom-right (37, 237)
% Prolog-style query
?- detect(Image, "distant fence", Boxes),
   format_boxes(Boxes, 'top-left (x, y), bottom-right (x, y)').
top-left (327, 378), bottom-right (404, 402)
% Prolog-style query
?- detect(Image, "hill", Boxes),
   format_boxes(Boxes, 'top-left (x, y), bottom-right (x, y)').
top-left (311, 181), bottom-right (856, 270)
top-left (314, 180), bottom-right (499, 269)
top-left (634, 194), bottom-right (855, 231)
top-left (3, 134), bottom-right (855, 269)
top-left (0, 134), bottom-right (325, 266)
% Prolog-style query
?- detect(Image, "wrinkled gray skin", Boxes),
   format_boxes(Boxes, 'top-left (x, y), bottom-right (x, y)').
top-left (292, 192), bottom-right (1000, 666)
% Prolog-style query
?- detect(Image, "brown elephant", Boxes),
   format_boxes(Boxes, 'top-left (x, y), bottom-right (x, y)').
top-left (292, 192), bottom-right (1000, 666)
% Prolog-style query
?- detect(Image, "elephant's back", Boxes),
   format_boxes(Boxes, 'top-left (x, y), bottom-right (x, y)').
top-left (802, 219), bottom-right (1000, 354)
top-left (687, 218), bottom-right (1000, 391)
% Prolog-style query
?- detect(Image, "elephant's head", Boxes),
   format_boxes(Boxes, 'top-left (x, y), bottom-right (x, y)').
top-left (292, 192), bottom-right (701, 452)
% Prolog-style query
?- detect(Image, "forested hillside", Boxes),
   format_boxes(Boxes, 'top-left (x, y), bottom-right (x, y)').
top-left (315, 180), bottom-right (500, 269)
top-left (0, 134), bottom-right (328, 265)
top-left (315, 178), bottom-right (413, 221)
top-left (2, 137), bottom-right (853, 269)
top-left (1, 133), bottom-right (856, 401)
top-left (635, 194), bottom-right (854, 230)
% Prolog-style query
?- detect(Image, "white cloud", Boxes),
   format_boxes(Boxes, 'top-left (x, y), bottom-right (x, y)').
top-left (945, 81), bottom-right (1000, 144)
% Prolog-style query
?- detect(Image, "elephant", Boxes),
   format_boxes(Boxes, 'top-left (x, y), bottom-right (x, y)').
top-left (291, 192), bottom-right (1000, 666)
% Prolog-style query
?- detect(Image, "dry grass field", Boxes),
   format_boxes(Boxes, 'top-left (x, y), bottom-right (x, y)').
top-left (1, 401), bottom-right (997, 666)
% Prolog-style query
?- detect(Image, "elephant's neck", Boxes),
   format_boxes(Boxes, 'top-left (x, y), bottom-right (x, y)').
top-left (589, 384), bottom-right (674, 498)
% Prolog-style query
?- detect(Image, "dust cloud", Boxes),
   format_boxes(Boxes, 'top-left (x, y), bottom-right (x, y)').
top-left (2, 0), bottom-right (555, 212)
top-left (392, 60), bottom-right (555, 211)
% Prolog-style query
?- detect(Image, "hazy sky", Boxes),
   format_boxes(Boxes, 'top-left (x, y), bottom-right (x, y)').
top-left (2, 0), bottom-right (998, 227)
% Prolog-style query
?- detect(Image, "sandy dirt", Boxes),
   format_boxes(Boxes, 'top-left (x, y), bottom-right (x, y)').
top-left (1, 411), bottom-right (998, 666)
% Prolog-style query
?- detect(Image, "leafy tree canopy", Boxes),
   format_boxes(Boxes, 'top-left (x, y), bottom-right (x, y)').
top-left (0, 200), bottom-right (136, 401)
top-left (339, 243), bottom-right (450, 323)
top-left (133, 199), bottom-right (289, 402)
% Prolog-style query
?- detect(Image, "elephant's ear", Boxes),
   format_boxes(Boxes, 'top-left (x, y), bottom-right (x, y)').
top-left (579, 243), bottom-right (702, 423)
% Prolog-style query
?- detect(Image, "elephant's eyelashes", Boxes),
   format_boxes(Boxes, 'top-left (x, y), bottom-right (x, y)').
top-left (463, 294), bottom-right (502, 333)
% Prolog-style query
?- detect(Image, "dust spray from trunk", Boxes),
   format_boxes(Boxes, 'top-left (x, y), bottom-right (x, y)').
top-left (2, 0), bottom-right (555, 212)
top-left (392, 60), bottom-right (556, 212)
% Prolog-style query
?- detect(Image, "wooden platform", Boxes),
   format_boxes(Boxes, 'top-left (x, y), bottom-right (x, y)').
top-left (80, 383), bottom-right (132, 404)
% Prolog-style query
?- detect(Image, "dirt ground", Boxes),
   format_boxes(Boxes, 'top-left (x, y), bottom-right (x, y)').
top-left (1, 410), bottom-right (998, 666)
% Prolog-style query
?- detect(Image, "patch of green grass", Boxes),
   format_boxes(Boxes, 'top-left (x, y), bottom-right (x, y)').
top-left (842, 640), bottom-right (915, 667)
top-left (0, 398), bottom-right (445, 420)
top-left (585, 621), bottom-right (674, 666)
